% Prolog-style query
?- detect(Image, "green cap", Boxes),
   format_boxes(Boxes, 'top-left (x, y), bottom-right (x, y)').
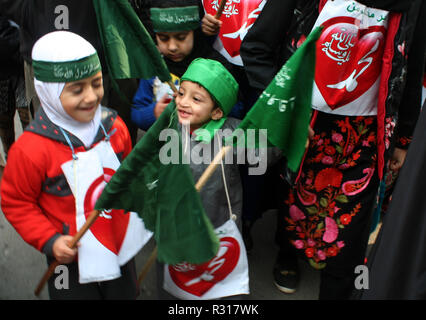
top-left (181, 58), bottom-right (238, 116)
top-left (180, 58), bottom-right (239, 144)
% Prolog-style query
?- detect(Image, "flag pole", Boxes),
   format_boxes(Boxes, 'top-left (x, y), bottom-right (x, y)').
top-left (215, 0), bottom-right (227, 19)
top-left (34, 210), bottom-right (101, 296)
top-left (137, 145), bottom-right (232, 285)
top-left (167, 80), bottom-right (178, 94)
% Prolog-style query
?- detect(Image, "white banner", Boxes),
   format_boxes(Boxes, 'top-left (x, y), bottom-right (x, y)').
top-left (163, 219), bottom-right (249, 300)
top-left (311, 0), bottom-right (389, 116)
top-left (61, 140), bottom-right (152, 283)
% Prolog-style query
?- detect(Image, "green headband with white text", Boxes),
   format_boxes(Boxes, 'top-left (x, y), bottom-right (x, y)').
top-left (150, 6), bottom-right (200, 32)
top-left (32, 53), bottom-right (102, 83)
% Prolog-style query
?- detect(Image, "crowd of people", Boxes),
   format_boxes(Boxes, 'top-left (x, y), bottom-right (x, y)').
top-left (0, 0), bottom-right (425, 300)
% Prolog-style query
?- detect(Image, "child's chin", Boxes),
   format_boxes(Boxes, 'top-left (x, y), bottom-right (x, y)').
top-left (178, 117), bottom-right (191, 126)
top-left (73, 113), bottom-right (96, 123)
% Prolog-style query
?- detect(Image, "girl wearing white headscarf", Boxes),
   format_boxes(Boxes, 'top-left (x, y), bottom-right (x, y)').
top-left (1, 31), bottom-right (150, 299)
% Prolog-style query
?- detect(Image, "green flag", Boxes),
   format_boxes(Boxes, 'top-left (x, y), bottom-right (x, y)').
top-left (93, 0), bottom-right (171, 82)
top-left (94, 102), bottom-right (220, 265)
top-left (234, 27), bottom-right (322, 172)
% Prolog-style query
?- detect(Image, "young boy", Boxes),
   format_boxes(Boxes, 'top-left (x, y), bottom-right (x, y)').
top-left (131, 0), bottom-right (243, 131)
top-left (158, 58), bottom-right (251, 300)
top-left (0, 31), bottom-right (151, 299)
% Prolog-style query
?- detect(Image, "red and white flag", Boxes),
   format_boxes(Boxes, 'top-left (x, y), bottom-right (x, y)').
top-left (311, 0), bottom-right (389, 116)
top-left (202, 0), bottom-right (266, 66)
top-left (61, 140), bottom-right (152, 283)
top-left (163, 219), bottom-right (249, 300)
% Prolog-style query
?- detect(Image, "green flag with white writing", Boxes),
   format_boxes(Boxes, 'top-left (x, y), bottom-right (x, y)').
top-left (235, 27), bottom-right (322, 172)
top-left (95, 102), bottom-right (219, 265)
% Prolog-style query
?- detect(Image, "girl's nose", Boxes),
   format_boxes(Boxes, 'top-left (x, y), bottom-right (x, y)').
top-left (83, 86), bottom-right (98, 104)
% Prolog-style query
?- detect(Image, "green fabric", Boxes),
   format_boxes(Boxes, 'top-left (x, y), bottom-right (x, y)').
top-left (33, 53), bottom-right (101, 83)
top-left (193, 118), bottom-right (227, 144)
top-left (95, 101), bottom-right (220, 265)
top-left (181, 58), bottom-right (238, 115)
top-left (150, 6), bottom-right (200, 32)
top-left (233, 27), bottom-right (323, 172)
top-left (93, 0), bottom-right (171, 82)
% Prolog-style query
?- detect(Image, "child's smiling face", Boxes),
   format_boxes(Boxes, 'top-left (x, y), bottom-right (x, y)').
top-left (60, 71), bottom-right (104, 123)
top-left (176, 80), bottom-right (223, 130)
top-left (156, 31), bottom-right (194, 62)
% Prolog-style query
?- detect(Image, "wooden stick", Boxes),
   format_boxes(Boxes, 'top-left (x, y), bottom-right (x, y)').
top-left (34, 209), bottom-right (101, 296)
top-left (137, 145), bottom-right (232, 285)
top-left (137, 246), bottom-right (158, 285)
top-left (167, 80), bottom-right (178, 94)
top-left (215, 0), bottom-right (227, 19)
top-left (195, 145), bottom-right (231, 191)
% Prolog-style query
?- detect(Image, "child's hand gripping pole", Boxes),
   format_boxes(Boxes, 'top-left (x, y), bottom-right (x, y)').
top-left (34, 210), bottom-right (101, 296)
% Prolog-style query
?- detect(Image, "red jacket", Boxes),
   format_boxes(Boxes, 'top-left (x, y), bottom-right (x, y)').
top-left (1, 107), bottom-right (132, 253)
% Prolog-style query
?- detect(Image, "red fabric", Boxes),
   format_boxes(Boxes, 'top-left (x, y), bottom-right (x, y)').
top-left (319, 0), bottom-right (328, 12)
top-left (0, 116), bottom-right (132, 252)
top-left (376, 12), bottom-right (401, 179)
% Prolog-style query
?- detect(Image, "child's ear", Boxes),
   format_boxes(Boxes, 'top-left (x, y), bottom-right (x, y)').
top-left (211, 107), bottom-right (224, 120)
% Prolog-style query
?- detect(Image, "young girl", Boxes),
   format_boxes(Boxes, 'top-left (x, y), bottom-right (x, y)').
top-left (131, 0), bottom-right (243, 131)
top-left (0, 31), bottom-right (151, 299)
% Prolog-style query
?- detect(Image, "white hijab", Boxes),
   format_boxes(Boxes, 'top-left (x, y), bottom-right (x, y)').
top-left (32, 31), bottom-right (102, 147)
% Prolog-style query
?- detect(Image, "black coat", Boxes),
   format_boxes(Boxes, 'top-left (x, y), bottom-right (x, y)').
top-left (360, 101), bottom-right (426, 300)
top-left (0, 15), bottom-right (21, 80)
top-left (0, 0), bottom-right (106, 70)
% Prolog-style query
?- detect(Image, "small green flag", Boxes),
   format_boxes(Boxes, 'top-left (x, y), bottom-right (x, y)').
top-left (94, 102), bottom-right (220, 265)
top-left (93, 0), bottom-right (171, 82)
top-left (234, 27), bottom-right (322, 172)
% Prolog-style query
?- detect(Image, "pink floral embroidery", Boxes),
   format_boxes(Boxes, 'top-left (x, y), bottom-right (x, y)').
top-left (384, 116), bottom-right (395, 150)
top-left (323, 217), bottom-right (338, 243)
top-left (289, 205), bottom-right (306, 221)
top-left (342, 167), bottom-right (375, 196)
top-left (332, 133), bottom-right (343, 143)
top-left (286, 116), bottom-right (376, 269)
